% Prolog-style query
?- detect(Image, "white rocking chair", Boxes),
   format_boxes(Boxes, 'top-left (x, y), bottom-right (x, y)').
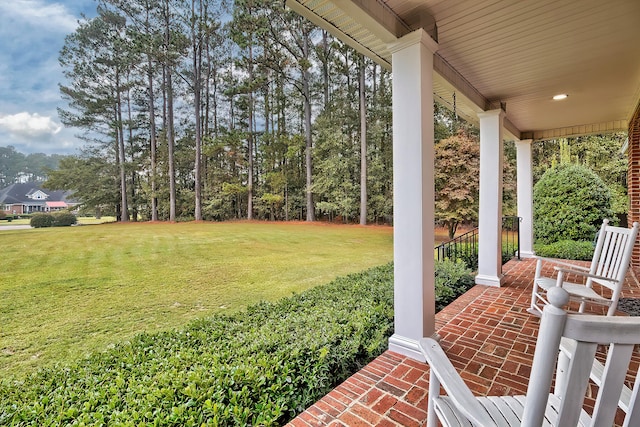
top-left (529, 219), bottom-right (639, 317)
top-left (421, 287), bottom-right (640, 427)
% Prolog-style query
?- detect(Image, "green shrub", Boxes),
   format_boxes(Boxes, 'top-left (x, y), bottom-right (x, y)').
top-left (0, 262), bottom-right (475, 425)
top-left (438, 244), bottom-right (517, 271)
top-left (534, 240), bottom-right (595, 261)
top-left (441, 242), bottom-right (479, 271)
top-left (30, 213), bottom-right (54, 228)
top-left (435, 259), bottom-right (475, 310)
top-left (52, 211), bottom-right (77, 227)
top-left (533, 164), bottom-right (613, 244)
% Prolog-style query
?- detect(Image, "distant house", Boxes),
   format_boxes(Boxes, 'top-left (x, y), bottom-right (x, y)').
top-left (0, 182), bottom-right (78, 215)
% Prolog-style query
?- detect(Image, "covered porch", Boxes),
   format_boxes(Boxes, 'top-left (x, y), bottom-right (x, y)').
top-left (287, 258), bottom-right (640, 426)
top-left (287, 0), bottom-right (640, 361)
top-left (285, 0), bottom-right (640, 424)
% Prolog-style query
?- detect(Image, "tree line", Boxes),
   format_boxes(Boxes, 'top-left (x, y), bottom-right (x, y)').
top-left (46, 0), bottom-right (396, 224)
top-left (0, 146), bottom-right (66, 186)
top-left (42, 0), bottom-right (627, 230)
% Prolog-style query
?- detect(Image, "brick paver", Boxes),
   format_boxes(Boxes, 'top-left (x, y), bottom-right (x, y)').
top-left (286, 258), bottom-right (640, 426)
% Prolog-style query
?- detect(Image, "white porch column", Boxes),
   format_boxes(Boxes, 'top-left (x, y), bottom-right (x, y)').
top-left (476, 109), bottom-right (505, 287)
top-left (516, 139), bottom-right (535, 258)
top-left (388, 29), bottom-right (438, 361)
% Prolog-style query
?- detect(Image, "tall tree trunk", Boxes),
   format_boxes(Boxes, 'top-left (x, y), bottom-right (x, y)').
top-left (247, 43), bottom-right (255, 220)
top-left (200, 3), bottom-right (211, 214)
top-left (114, 105), bottom-right (121, 222)
top-left (193, 0), bottom-right (203, 221)
top-left (164, 0), bottom-right (176, 222)
top-left (229, 65), bottom-right (235, 130)
top-left (321, 30), bottom-right (330, 110)
top-left (167, 66), bottom-right (176, 222)
top-left (126, 83), bottom-right (137, 221)
top-left (277, 76), bottom-right (289, 221)
top-left (359, 58), bottom-right (367, 226)
top-left (264, 69), bottom-right (270, 136)
top-left (211, 62), bottom-right (218, 137)
top-left (202, 1), bottom-right (211, 140)
top-left (302, 31), bottom-right (314, 221)
top-left (345, 51), bottom-right (351, 96)
top-left (161, 64), bottom-right (168, 220)
top-left (148, 52), bottom-right (158, 221)
top-left (115, 69), bottom-right (129, 222)
top-left (371, 62), bottom-right (377, 108)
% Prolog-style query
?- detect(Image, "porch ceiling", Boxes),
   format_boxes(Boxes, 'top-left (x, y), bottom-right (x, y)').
top-left (287, 0), bottom-right (640, 141)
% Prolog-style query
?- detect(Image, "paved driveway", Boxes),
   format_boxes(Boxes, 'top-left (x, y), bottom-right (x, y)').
top-left (0, 224), bottom-right (31, 230)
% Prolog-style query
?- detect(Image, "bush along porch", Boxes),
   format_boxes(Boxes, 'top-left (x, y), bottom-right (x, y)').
top-left (0, 261), bottom-right (474, 426)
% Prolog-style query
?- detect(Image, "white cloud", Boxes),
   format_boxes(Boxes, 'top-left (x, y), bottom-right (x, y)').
top-left (0, 0), bottom-right (79, 33)
top-left (0, 112), bottom-right (63, 139)
top-left (0, 1), bottom-right (94, 155)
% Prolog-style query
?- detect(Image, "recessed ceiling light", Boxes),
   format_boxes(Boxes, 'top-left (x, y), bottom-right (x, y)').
top-left (553, 94), bottom-right (568, 100)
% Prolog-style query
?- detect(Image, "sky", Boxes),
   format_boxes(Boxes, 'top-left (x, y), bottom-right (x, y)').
top-left (0, 0), bottom-right (97, 155)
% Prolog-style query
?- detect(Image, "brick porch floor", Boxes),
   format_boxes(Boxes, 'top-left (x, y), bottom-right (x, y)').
top-left (287, 257), bottom-right (640, 427)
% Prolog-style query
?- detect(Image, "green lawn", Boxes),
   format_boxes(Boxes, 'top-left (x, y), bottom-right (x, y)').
top-left (0, 221), bottom-right (393, 377)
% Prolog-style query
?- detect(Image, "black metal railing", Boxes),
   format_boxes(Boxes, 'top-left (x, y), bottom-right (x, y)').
top-left (435, 227), bottom-right (479, 270)
top-left (502, 215), bottom-right (521, 262)
top-left (435, 216), bottom-right (521, 270)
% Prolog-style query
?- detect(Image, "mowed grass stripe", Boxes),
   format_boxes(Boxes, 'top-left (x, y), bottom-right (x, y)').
top-left (0, 221), bottom-right (393, 377)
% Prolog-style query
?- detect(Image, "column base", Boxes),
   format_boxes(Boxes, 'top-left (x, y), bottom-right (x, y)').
top-left (388, 333), bottom-right (439, 362)
top-left (475, 273), bottom-right (504, 287)
top-left (519, 250), bottom-right (536, 258)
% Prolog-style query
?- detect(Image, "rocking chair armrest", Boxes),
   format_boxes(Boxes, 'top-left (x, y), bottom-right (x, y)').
top-left (419, 338), bottom-right (494, 426)
top-left (553, 266), bottom-right (614, 284)
top-left (533, 255), bottom-right (590, 272)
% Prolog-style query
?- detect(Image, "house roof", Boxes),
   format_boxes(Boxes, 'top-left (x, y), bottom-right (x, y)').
top-left (0, 182), bottom-right (76, 205)
top-left (287, 0), bottom-right (640, 141)
top-left (45, 201), bottom-right (68, 208)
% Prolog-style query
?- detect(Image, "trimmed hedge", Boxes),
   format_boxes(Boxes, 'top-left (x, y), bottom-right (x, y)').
top-left (30, 213), bottom-right (55, 228)
top-left (52, 212), bottom-right (77, 227)
top-left (29, 212), bottom-right (77, 228)
top-left (534, 240), bottom-right (595, 261)
top-left (0, 262), bottom-right (473, 426)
